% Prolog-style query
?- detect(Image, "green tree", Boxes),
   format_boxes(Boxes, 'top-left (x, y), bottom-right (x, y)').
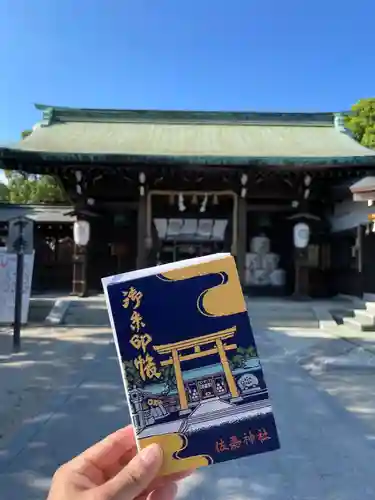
top-left (346, 98), bottom-right (375, 149)
top-left (159, 365), bottom-right (177, 395)
top-left (21, 129), bottom-right (32, 139)
top-left (2, 129), bottom-right (69, 204)
top-left (123, 360), bottom-right (144, 389)
top-left (229, 346), bottom-right (258, 370)
top-left (0, 182), bottom-right (9, 201)
top-left (5, 172), bottom-right (68, 204)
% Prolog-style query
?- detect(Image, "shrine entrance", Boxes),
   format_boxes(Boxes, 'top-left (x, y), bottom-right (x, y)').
top-left (153, 327), bottom-right (241, 415)
top-left (197, 378), bottom-right (216, 400)
top-left (154, 219), bottom-right (228, 264)
top-left (147, 191), bottom-right (237, 266)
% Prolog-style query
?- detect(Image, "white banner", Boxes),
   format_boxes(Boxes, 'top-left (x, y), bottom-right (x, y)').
top-left (0, 249), bottom-right (35, 324)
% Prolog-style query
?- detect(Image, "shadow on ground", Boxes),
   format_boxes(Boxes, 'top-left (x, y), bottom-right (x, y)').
top-left (0, 328), bottom-right (113, 451)
top-left (1, 323), bottom-right (375, 499)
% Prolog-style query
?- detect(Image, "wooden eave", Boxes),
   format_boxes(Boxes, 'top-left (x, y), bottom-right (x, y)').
top-left (2, 147), bottom-right (375, 171)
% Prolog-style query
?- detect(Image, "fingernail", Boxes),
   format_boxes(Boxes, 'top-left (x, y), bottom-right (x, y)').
top-left (140, 444), bottom-right (163, 465)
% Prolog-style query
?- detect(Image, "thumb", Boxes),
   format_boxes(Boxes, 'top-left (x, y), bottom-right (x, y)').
top-left (100, 443), bottom-right (163, 500)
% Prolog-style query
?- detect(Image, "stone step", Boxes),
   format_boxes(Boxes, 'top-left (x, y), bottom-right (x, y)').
top-left (28, 298), bottom-right (56, 324)
top-left (343, 317), bottom-right (375, 332)
top-left (246, 304), bottom-right (314, 311)
top-left (364, 301), bottom-right (375, 312)
top-left (353, 309), bottom-right (375, 324)
top-left (247, 307), bottom-right (316, 316)
top-left (249, 312), bottom-right (317, 319)
top-left (248, 304), bottom-right (319, 328)
top-left (62, 300), bottom-right (110, 326)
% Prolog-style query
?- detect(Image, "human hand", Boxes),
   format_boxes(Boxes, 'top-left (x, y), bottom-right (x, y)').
top-left (47, 425), bottom-right (192, 500)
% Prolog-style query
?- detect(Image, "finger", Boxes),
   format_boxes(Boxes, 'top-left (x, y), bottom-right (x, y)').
top-left (69, 426), bottom-right (136, 477)
top-left (100, 443), bottom-right (163, 500)
top-left (74, 426), bottom-right (135, 467)
top-left (147, 482), bottom-right (178, 500)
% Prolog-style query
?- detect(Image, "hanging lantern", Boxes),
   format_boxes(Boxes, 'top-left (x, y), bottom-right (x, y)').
top-left (73, 220), bottom-right (90, 246)
top-left (293, 222), bottom-right (310, 249)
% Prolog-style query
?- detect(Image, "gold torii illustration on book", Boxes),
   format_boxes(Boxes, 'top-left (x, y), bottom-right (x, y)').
top-left (153, 326), bottom-right (240, 414)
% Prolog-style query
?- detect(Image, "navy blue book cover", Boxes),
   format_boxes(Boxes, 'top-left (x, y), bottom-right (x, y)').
top-left (103, 254), bottom-right (279, 475)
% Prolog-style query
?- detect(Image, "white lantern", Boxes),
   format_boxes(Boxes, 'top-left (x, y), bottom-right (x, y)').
top-left (73, 220), bottom-right (90, 246)
top-left (293, 222), bottom-right (310, 249)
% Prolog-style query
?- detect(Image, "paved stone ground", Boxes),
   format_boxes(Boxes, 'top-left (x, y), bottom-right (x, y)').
top-left (1, 318), bottom-right (375, 499)
top-left (0, 326), bottom-right (112, 452)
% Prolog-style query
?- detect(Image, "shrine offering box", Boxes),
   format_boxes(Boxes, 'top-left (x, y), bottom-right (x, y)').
top-left (102, 253), bottom-right (279, 476)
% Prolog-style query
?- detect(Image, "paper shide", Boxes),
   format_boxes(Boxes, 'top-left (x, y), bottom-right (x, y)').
top-left (102, 253), bottom-right (280, 476)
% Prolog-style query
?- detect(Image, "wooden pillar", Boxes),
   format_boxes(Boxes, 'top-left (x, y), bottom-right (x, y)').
top-left (236, 197), bottom-right (247, 285)
top-left (293, 249), bottom-right (309, 299)
top-left (171, 348), bottom-right (188, 411)
top-left (215, 339), bottom-right (239, 399)
top-left (136, 194), bottom-right (147, 269)
top-left (357, 225), bottom-right (364, 296)
top-left (357, 225), bottom-right (363, 272)
top-left (72, 243), bottom-right (88, 297)
top-left (231, 194), bottom-right (238, 256)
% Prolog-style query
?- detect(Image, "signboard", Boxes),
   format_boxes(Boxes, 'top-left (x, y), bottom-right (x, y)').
top-left (6, 217), bottom-right (34, 254)
top-left (0, 249), bottom-right (35, 324)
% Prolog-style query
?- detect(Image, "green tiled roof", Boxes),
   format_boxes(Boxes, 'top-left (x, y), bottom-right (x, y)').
top-left (2, 104), bottom-right (375, 165)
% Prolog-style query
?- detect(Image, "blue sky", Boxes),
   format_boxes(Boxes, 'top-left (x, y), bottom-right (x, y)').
top-left (0, 0), bottom-right (374, 183)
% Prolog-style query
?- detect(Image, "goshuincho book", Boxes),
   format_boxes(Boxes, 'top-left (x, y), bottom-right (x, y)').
top-left (102, 253), bottom-right (279, 475)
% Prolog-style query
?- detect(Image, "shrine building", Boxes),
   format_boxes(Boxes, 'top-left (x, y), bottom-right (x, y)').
top-left (1, 104), bottom-right (375, 299)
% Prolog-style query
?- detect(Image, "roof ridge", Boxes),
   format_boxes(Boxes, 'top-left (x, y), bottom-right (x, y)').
top-left (34, 103), bottom-right (347, 127)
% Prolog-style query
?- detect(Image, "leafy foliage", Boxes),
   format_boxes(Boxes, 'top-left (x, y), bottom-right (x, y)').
top-left (229, 346), bottom-right (258, 370)
top-left (346, 98), bottom-right (375, 149)
top-left (123, 360), bottom-right (144, 389)
top-left (0, 129), bottom-right (69, 204)
top-left (3, 172), bottom-right (68, 204)
top-left (21, 129), bottom-right (32, 139)
top-left (159, 365), bottom-right (177, 395)
top-left (123, 359), bottom-right (175, 394)
top-left (0, 182), bottom-right (9, 201)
